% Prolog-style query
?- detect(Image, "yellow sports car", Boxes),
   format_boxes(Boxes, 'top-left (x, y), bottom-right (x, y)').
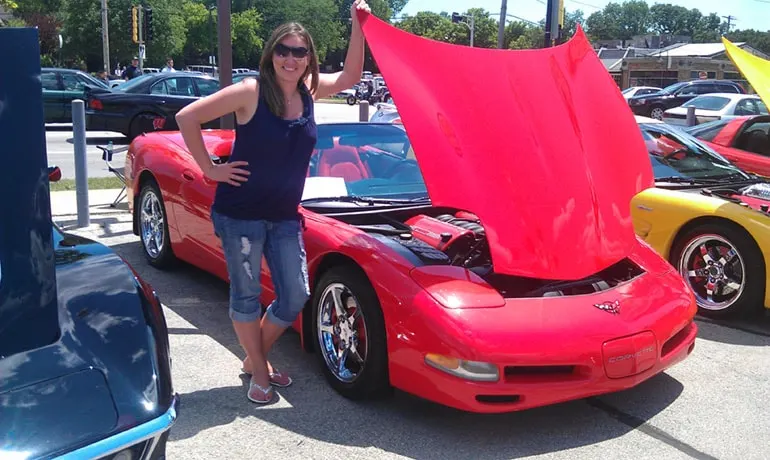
top-left (632, 116), bottom-right (770, 318)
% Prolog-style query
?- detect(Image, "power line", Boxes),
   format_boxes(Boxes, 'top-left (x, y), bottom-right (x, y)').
top-left (566, 0), bottom-right (602, 9)
top-left (722, 15), bottom-right (737, 32)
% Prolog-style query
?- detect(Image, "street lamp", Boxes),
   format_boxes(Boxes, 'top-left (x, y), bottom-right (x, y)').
top-left (208, 5), bottom-right (216, 67)
top-left (451, 12), bottom-right (475, 47)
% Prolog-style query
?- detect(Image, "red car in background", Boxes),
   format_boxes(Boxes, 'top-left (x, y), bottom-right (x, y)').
top-left (124, 18), bottom-right (698, 413)
top-left (686, 115), bottom-right (770, 177)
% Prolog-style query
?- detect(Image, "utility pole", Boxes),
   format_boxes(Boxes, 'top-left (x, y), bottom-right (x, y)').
top-left (544, 0), bottom-right (564, 47)
top-left (722, 15), bottom-right (737, 32)
top-left (497, 0), bottom-right (507, 48)
top-left (101, 0), bottom-right (110, 73)
top-left (138, 6), bottom-right (144, 69)
top-left (217, 0), bottom-right (233, 128)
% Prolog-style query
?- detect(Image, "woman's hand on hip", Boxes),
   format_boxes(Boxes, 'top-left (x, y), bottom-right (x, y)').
top-left (203, 161), bottom-right (250, 186)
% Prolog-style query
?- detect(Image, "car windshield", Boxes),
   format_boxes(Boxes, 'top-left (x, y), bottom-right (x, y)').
top-left (80, 72), bottom-right (109, 88)
top-left (113, 74), bottom-right (153, 92)
top-left (658, 82), bottom-right (687, 95)
top-left (302, 123), bottom-right (427, 203)
top-left (682, 96), bottom-right (731, 111)
top-left (639, 123), bottom-right (751, 181)
top-left (685, 118), bottom-right (731, 141)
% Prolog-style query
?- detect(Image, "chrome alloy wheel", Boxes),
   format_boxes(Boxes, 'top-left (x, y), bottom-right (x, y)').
top-left (140, 189), bottom-right (165, 259)
top-left (679, 234), bottom-right (745, 311)
top-left (316, 282), bottom-right (368, 383)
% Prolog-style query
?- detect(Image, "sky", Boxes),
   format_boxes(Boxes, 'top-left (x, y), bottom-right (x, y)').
top-left (398, 0), bottom-right (769, 32)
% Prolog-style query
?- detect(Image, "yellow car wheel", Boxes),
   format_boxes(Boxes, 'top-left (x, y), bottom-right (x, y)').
top-left (670, 222), bottom-right (764, 318)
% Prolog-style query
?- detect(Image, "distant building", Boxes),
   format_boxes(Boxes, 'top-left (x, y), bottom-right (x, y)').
top-left (595, 36), bottom-right (768, 91)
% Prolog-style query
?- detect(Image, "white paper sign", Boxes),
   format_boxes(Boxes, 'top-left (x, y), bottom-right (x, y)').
top-left (302, 176), bottom-right (349, 201)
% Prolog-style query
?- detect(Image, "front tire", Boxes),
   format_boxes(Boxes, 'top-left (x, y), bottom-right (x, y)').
top-left (138, 180), bottom-right (176, 268)
top-left (670, 222), bottom-right (764, 318)
top-left (650, 106), bottom-right (665, 120)
top-left (311, 265), bottom-right (391, 400)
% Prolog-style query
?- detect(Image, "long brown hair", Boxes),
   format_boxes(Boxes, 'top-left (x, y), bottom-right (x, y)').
top-left (258, 22), bottom-right (319, 118)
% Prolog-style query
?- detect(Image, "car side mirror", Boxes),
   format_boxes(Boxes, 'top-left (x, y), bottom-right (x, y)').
top-left (48, 165), bottom-right (61, 182)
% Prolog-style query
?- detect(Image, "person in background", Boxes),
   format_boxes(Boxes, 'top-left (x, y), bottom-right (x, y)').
top-left (122, 57), bottom-right (142, 80)
top-left (174, 0), bottom-right (371, 405)
top-left (162, 57), bottom-right (176, 72)
top-left (96, 69), bottom-right (110, 84)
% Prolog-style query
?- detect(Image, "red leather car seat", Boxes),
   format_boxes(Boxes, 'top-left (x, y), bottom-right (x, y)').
top-left (317, 141), bottom-right (369, 181)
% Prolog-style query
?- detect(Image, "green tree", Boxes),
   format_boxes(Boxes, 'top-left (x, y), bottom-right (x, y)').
top-left (508, 25), bottom-right (545, 49)
top-left (231, 8), bottom-right (264, 68)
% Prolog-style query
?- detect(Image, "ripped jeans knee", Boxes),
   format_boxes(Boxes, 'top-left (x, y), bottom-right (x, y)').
top-left (211, 210), bottom-right (310, 326)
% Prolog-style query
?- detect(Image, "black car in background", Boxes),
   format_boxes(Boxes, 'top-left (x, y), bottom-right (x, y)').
top-left (2, 28), bottom-right (178, 459)
top-left (41, 67), bottom-right (109, 123)
top-left (86, 71), bottom-right (221, 139)
top-left (628, 79), bottom-right (746, 120)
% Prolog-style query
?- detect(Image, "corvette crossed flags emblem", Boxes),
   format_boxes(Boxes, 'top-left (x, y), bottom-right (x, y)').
top-left (594, 300), bottom-right (621, 315)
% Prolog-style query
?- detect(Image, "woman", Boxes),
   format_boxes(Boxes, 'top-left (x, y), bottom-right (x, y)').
top-left (175, 0), bottom-right (371, 404)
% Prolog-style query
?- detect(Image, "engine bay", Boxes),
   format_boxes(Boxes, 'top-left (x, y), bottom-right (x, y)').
top-left (318, 205), bottom-right (645, 298)
top-left (702, 182), bottom-right (770, 215)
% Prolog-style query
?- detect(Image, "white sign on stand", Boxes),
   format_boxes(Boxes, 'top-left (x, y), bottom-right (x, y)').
top-left (139, 44), bottom-right (146, 60)
top-left (301, 176), bottom-right (348, 201)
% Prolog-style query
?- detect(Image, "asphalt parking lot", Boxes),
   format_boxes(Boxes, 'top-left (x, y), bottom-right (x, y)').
top-left (52, 197), bottom-right (770, 460)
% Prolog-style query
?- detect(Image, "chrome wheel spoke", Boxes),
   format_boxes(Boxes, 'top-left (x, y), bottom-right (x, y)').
top-left (317, 282), bottom-right (368, 383)
top-left (337, 347), bottom-right (349, 375)
top-left (682, 234), bottom-right (746, 311)
top-left (332, 288), bottom-right (346, 317)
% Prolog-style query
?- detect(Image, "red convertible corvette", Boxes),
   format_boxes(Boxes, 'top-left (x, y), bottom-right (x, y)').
top-left (686, 115), bottom-right (770, 177)
top-left (124, 18), bottom-right (697, 413)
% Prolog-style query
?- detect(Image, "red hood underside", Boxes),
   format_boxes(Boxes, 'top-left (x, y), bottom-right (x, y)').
top-left (359, 14), bottom-right (654, 280)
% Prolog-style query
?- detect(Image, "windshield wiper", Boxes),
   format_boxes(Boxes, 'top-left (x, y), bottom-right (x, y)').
top-left (706, 172), bottom-right (753, 182)
top-left (656, 176), bottom-right (723, 184)
top-left (301, 195), bottom-right (417, 205)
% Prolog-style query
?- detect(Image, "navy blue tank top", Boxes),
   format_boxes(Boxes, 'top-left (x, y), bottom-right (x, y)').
top-left (212, 82), bottom-right (317, 221)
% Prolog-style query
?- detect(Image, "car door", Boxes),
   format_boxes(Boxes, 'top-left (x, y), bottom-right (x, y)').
top-left (727, 120), bottom-right (770, 177)
top-left (59, 73), bottom-right (91, 121)
top-left (671, 83), bottom-right (715, 108)
top-left (147, 76), bottom-right (198, 130)
top-left (40, 70), bottom-right (63, 122)
top-left (177, 144), bottom-right (230, 272)
top-left (192, 77), bottom-right (222, 129)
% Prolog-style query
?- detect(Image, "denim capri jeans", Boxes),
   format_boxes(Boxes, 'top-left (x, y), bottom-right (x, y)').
top-left (211, 209), bottom-right (311, 328)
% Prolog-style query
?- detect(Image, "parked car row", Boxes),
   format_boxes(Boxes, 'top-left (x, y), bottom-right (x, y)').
top-left (627, 79), bottom-right (749, 119)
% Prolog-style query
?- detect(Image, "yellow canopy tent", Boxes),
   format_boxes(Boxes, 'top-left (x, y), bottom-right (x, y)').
top-left (722, 36), bottom-right (770, 106)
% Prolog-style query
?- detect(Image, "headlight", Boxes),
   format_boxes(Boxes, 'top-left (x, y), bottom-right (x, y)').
top-left (424, 353), bottom-right (499, 382)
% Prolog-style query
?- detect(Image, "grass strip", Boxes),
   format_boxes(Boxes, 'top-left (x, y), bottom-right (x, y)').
top-left (50, 177), bottom-right (124, 192)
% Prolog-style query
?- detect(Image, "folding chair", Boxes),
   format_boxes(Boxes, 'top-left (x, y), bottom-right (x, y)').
top-left (96, 143), bottom-right (129, 207)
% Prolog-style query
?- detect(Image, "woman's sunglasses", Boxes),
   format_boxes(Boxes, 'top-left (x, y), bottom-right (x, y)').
top-left (274, 43), bottom-right (309, 59)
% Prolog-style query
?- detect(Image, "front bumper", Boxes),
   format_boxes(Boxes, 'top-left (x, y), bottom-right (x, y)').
top-left (55, 393), bottom-right (180, 459)
top-left (394, 321), bottom-right (697, 413)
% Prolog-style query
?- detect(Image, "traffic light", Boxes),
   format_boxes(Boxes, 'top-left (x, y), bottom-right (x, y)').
top-left (131, 6), bottom-right (138, 43)
top-left (143, 7), bottom-right (153, 42)
top-left (451, 12), bottom-right (461, 23)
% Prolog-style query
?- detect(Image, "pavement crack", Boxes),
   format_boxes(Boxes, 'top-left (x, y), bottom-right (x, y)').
top-left (586, 397), bottom-right (719, 460)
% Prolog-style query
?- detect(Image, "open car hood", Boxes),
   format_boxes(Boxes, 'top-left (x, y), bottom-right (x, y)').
top-left (722, 37), bottom-right (770, 107)
top-left (359, 14), bottom-right (654, 280)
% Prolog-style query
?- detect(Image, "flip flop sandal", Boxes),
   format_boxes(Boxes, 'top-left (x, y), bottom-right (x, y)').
top-left (241, 367), bottom-right (293, 387)
top-left (247, 380), bottom-right (274, 404)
